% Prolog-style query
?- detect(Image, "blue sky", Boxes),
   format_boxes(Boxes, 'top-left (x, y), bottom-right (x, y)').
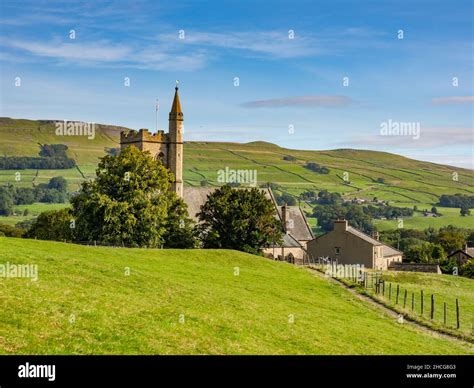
top-left (0, 0), bottom-right (473, 168)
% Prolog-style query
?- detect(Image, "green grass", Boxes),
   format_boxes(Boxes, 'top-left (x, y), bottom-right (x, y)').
top-left (374, 271), bottom-right (474, 337)
top-left (0, 203), bottom-right (69, 226)
top-left (2, 117), bottom-right (473, 230)
top-left (0, 238), bottom-right (472, 354)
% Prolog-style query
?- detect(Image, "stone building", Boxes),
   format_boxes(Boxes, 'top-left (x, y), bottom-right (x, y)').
top-left (306, 220), bottom-right (403, 270)
top-left (120, 85), bottom-right (312, 261)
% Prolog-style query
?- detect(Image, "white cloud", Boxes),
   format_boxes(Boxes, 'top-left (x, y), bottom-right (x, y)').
top-left (432, 96), bottom-right (474, 105)
top-left (241, 95), bottom-right (353, 108)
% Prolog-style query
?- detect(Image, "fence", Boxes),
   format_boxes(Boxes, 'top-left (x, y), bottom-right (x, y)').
top-left (308, 261), bottom-right (463, 332)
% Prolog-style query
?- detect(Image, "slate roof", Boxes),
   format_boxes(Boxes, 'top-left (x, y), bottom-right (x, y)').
top-left (346, 226), bottom-right (402, 258)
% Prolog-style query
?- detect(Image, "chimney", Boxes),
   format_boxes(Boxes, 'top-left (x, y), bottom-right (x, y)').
top-left (371, 231), bottom-right (380, 241)
top-left (333, 219), bottom-right (348, 233)
top-left (282, 203), bottom-right (288, 233)
top-left (464, 243), bottom-right (468, 252)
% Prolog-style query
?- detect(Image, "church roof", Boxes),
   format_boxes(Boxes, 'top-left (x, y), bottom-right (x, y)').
top-left (170, 86), bottom-right (182, 114)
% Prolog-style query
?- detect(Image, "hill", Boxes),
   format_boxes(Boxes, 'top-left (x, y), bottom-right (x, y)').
top-left (0, 237), bottom-right (472, 354)
top-left (1, 117), bottom-right (473, 230)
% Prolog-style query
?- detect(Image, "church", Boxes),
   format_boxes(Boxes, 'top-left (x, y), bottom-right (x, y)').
top-left (120, 86), bottom-right (313, 263)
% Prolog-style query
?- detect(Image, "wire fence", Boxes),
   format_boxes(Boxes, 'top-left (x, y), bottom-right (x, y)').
top-left (307, 260), bottom-right (463, 333)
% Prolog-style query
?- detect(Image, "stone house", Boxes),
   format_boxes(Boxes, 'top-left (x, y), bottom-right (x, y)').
top-left (306, 220), bottom-right (403, 270)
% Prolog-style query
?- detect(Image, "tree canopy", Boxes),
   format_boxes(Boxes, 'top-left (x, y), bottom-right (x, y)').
top-left (197, 185), bottom-right (281, 254)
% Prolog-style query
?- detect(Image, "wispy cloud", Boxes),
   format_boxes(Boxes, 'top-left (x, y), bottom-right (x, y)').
top-left (5, 39), bottom-right (131, 62)
top-left (1, 38), bottom-right (206, 71)
top-left (241, 95), bottom-right (353, 108)
top-left (158, 31), bottom-right (322, 59)
top-left (432, 96), bottom-right (474, 105)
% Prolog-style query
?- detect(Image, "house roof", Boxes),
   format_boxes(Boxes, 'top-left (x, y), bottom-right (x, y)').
top-left (268, 233), bottom-right (303, 248)
top-left (448, 248), bottom-right (474, 259)
top-left (346, 226), bottom-right (402, 257)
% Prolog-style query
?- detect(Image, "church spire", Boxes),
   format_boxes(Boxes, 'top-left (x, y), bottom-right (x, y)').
top-left (169, 81), bottom-right (183, 120)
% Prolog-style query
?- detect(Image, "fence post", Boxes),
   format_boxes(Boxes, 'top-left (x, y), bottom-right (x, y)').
top-left (383, 281), bottom-right (385, 297)
top-left (389, 283), bottom-right (392, 302)
top-left (444, 302), bottom-right (447, 325)
top-left (403, 289), bottom-right (407, 309)
top-left (430, 294), bottom-right (434, 320)
top-left (411, 292), bottom-right (414, 312)
top-left (456, 299), bottom-right (460, 329)
top-left (371, 274), bottom-right (374, 289)
top-left (396, 285), bottom-right (400, 305)
top-left (421, 290), bottom-right (424, 316)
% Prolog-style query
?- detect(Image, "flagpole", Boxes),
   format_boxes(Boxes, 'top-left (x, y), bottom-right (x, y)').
top-left (155, 99), bottom-right (159, 132)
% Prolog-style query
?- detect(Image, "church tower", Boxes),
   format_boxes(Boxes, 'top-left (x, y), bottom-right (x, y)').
top-left (119, 84), bottom-right (184, 198)
top-left (168, 85), bottom-right (184, 197)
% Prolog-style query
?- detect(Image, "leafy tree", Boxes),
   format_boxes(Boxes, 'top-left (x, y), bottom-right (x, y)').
top-left (0, 187), bottom-right (14, 216)
top-left (23, 209), bottom-right (29, 216)
top-left (48, 176), bottom-right (68, 192)
top-left (460, 205), bottom-right (471, 216)
top-left (431, 206), bottom-right (438, 215)
top-left (313, 204), bottom-right (374, 234)
top-left (197, 185), bottom-right (282, 254)
top-left (71, 146), bottom-right (173, 247)
top-left (0, 222), bottom-right (25, 237)
top-left (435, 229), bottom-right (465, 254)
top-left (162, 195), bottom-right (198, 248)
top-left (26, 208), bottom-right (74, 241)
top-left (461, 260), bottom-right (474, 279)
top-left (276, 193), bottom-right (297, 206)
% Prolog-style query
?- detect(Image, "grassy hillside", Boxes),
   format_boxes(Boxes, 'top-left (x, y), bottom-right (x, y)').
top-left (0, 237), bottom-right (472, 354)
top-left (377, 271), bottom-right (474, 337)
top-left (1, 117), bottom-right (473, 230)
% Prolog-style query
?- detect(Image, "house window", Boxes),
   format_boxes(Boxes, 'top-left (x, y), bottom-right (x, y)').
top-left (335, 247), bottom-right (341, 255)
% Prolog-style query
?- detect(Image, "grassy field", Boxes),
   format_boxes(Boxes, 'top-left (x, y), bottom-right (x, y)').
top-left (374, 203), bottom-right (474, 231)
top-left (0, 203), bottom-right (69, 226)
top-left (0, 237), bottom-right (472, 354)
top-left (375, 271), bottom-right (474, 337)
top-left (1, 118), bottom-right (473, 231)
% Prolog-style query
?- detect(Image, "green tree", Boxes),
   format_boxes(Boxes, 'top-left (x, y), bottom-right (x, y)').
top-left (461, 260), bottom-right (474, 279)
top-left (26, 208), bottom-right (75, 241)
top-left (71, 146), bottom-right (173, 247)
top-left (197, 185), bottom-right (281, 254)
top-left (163, 195), bottom-right (198, 248)
top-left (435, 229), bottom-right (465, 254)
top-left (0, 187), bottom-right (14, 216)
top-left (48, 176), bottom-right (68, 192)
top-left (460, 205), bottom-right (471, 216)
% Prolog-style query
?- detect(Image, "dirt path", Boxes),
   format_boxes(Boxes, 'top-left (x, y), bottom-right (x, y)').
top-left (307, 267), bottom-right (474, 348)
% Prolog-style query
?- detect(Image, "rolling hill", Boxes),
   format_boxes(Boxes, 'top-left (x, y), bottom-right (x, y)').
top-left (1, 117), bottom-right (473, 230)
top-left (0, 237), bottom-right (472, 354)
